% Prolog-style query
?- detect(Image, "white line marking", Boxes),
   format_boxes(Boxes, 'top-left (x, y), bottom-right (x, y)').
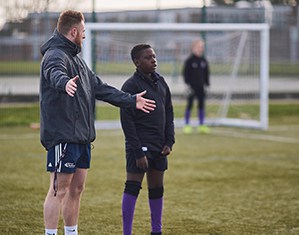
top-left (268, 125), bottom-right (299, 132)
top-left (212, 129), bottom-right (299, 144)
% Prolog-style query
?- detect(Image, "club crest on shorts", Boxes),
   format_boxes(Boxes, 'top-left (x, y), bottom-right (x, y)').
top-left (64, 162), bottom-right (76, 168)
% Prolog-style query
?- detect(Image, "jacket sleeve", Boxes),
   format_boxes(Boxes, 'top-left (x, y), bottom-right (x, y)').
top-left (93, 73), bottom-right (136, 109)
top-left (183, 57), bottom-right (191, 85)
top-left (163, 81), bottom-right (175, 149)
top-left (120, 80), bottom-right (145, 159)
top-left (41, 50), bottom-right (69, 92)
top-left (205, 58), bottom-right (210, 87)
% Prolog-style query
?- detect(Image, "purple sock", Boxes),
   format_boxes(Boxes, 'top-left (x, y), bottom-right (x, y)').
top-left (184, 109), bottom-right (191, 124)
top-left (199, 108), bottom-right (205, 125)
top-left (149, 197), bottom-right (163, 233)
top-left (122, 193), bottom-right (137, 235)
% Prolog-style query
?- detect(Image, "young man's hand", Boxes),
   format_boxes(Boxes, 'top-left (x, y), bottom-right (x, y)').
top-left (136, 156), bottom-right (148, 170)
top-left (135, 90), bottom-right (156, 113)
top-left (161, 145), bottom-right (171, 156)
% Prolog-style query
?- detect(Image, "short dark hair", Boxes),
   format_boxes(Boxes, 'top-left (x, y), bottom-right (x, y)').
top-left (57, 10), bottom-right (85, 35)
top-left (130, 44), bottom-right (152, 62)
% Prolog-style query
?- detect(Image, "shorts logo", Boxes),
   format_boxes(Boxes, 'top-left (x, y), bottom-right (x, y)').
top-left (48, 162), bottom-right (52, 167)
top-left (64, 162), bottom-right (76, 168)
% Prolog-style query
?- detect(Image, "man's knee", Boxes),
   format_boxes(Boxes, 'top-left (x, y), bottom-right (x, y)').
top-left (68, 169), bottom-right (87, 197)
top-left (68, 183), bottom-right (85, 198)
top-left (55, 186), bottom-right (69, 200)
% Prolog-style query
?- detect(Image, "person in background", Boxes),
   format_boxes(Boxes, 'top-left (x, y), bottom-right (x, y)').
top-left (120, 44), bottom-right (175, 235)
top-left (40, 11), bottom-right (155, 235)
top-left (182, 39), bottom-right (210, 134)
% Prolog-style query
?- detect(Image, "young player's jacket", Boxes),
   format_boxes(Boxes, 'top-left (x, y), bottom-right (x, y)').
top-left (120, 70), bottom-right (175, 159)
top-left (183, 54), bottom-right (210, 88)
top-left (40, 29), bottom-right (136, 150)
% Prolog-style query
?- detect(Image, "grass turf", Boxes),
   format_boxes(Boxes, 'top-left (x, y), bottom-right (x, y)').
top-left (1, 102), bottom-right (299, 127)
top-left (1, 61), bottom-right (299, 77)
top-left (0, 112), bottom-right (299, 234)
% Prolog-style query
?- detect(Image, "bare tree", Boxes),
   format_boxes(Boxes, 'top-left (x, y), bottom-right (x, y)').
top-left (0, 0), bottom-right (77, 22)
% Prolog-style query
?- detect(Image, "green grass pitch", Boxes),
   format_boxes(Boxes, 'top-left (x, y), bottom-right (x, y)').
top-left (0, 103), bottom-right (299, 234)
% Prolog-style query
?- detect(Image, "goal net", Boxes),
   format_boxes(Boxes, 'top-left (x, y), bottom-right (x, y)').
top-left (82, 23), bottom-right (269, 130)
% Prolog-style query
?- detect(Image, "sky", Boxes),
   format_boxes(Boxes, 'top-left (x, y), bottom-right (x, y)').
top-left (0, 0), bottom-right (207, 28)
top-left (77, 0), bottom-right (206, 12)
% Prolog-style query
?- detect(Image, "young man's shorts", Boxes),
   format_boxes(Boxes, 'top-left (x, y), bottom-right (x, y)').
top-left (46, 143), bottom-right (91, 173)
top-left (126, 150), bottom-right (168, 173)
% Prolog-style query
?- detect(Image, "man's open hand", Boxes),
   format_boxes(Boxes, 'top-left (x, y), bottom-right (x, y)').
top-left (136, 90), bottom-right (156, 113)
top-left (65, 75), bottom-right (79, 97)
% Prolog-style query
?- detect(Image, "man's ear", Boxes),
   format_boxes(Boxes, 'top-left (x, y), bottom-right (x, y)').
top-left (133, 58), bottom-right (140, 67)
top-left (70, 27), bottom-right (77, 38)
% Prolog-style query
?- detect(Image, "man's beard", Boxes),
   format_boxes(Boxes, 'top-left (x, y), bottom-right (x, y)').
top-left (74, 35), bottom-right (82, 47)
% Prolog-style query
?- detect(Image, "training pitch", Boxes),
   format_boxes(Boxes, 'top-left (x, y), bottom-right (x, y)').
top-left (0, 119), bottom-right (299, 234)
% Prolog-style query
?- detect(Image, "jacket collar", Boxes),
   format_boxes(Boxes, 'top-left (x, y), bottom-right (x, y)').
top-left (135, 69), bottom-right (160, 83)
top-left (40, 28), bottom-right (81, 57)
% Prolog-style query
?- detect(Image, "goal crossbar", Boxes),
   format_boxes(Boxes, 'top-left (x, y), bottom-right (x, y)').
top-left (82, 23), bottom-right (270, 130)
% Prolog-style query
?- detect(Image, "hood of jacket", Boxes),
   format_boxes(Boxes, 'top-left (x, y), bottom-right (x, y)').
top-left (40, 28), bottom-right (81, 57)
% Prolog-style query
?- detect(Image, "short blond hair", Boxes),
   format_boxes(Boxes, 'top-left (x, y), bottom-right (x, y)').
top-left (57, 10), bottom-right (85, 35)
top-left (191, 39), bottom-right (204, 50)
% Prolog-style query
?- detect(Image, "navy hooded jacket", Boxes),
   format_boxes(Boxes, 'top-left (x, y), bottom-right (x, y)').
top-left (40, 29), bottom-right (135, 150)
top-left (120, 70), bottom-right (175, 159)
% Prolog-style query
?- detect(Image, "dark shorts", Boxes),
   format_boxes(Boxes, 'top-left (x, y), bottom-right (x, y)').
top-left (46, 143), bottom-right (91, 173)
top-left (126, 150), bottom-right (168, 173)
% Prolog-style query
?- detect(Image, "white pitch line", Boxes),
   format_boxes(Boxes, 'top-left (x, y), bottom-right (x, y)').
top-left (268, 125), bottom-right (299, 132)
top-left (212, 129), bottom-right (299, 144)
top-left (1, 123), bottom-right (298, 144)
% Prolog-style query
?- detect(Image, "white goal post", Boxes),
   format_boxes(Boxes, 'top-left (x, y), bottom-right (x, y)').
top-left (82, 23), bottom-right (269, 130)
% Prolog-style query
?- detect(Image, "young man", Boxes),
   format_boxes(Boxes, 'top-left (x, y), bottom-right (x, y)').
top-left (120, 44), bottom-right (175, 235)
top-left (182, 39), bottom-right (210, 134)
top-left (40, 11), bottom-right (155, 235)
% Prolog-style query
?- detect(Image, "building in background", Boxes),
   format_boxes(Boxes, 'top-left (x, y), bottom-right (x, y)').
top-left (0, 5), bottom-right (298, 63)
